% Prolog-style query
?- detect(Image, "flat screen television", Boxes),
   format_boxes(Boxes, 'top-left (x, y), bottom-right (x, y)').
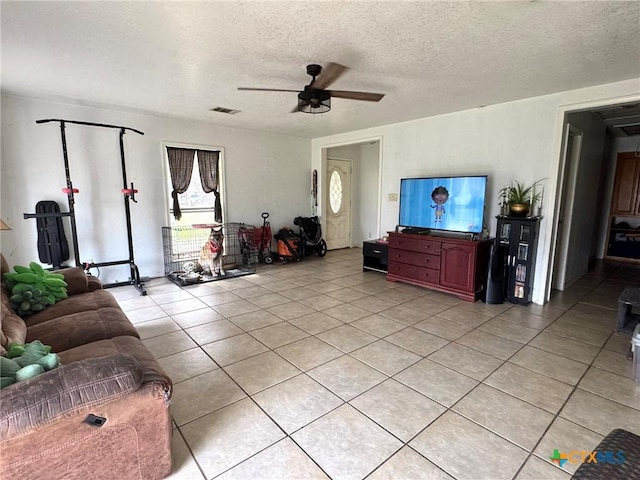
top-left (399, 175), bottom-right (487, 234)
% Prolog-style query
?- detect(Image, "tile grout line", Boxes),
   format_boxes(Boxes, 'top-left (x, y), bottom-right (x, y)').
top-left (172, 426), bottom-right (209, 480)
top-left (166, 271), bottom-right (458, 479)
top-left (122, 253), bottom-right (635, 479)
top-left (509, 260), bottom-right (631, 480)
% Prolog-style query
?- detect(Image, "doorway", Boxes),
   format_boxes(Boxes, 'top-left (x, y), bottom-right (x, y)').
top-left (321, 140), bottom-right (382, 251)
top-left (546, 100), bottom-right (640, 302)
top-left (325, 158), bottom-right (352, 250)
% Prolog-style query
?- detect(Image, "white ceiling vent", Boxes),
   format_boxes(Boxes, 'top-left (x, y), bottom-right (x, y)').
top-left (210, 107), bottom-right (240, 115)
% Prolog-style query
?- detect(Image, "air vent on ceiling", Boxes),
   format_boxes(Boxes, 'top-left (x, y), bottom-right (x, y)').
top-left (210, 107), bottom-right (240, 115)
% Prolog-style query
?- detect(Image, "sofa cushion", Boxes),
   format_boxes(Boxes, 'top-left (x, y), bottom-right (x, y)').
top-left (0, 353), bottom-right (143, 441)
top-left (26, 307), bottom-right (139, 353)
top-left (25, 289), bottom-right (122, 327)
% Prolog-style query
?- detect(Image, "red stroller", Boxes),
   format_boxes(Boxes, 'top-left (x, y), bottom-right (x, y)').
top-left (238, 212), bottom-right (273, 265)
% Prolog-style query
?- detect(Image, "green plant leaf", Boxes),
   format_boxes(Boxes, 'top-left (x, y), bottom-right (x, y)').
top-left (500, 179), bottom-right (546, 205)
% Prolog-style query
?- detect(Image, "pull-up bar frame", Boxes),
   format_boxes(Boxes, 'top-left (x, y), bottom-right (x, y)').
top-left (24, 118), bottom-right (147, 294)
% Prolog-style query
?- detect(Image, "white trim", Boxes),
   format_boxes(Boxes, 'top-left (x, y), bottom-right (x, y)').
top-left (375, 137), bottom-right (384, 240)
top-left (316, 135), bottom-right (384, 150)
top-left (557, 93), bottom-right (640, 114)
top-left (160, 141), bottom-right (227, 226)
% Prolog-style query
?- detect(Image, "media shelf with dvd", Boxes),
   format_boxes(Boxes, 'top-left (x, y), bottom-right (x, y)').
top-left (495, 216), bottom-right (540, 304)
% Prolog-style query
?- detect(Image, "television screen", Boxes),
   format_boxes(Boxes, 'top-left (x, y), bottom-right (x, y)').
top-left (399, 175), bottom-right (487, 234)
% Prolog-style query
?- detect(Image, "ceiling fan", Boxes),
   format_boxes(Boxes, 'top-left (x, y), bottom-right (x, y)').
top-left (238, 63), bottom-right (385, 114)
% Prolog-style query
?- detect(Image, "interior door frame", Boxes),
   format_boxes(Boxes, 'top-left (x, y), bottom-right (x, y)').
top-left (317, 136), bottom-right (384, 248)
top-left (325, 157), bottom-right (353, 249)
top-left (542, 92), bottom-right (640, 303)
top-left (551, 124), bottom-right (583, 290)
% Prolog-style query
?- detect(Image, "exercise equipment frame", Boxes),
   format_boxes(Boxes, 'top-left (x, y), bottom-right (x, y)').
top-left (24, 118), bottom-right (147, 295)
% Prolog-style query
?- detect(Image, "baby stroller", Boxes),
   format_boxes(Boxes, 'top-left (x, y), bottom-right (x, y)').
top-left (294, 216), bottom-right (327, 258)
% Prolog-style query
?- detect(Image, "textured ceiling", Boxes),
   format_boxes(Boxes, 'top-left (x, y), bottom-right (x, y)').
top-left (2, 1), bottom-right (639, 138)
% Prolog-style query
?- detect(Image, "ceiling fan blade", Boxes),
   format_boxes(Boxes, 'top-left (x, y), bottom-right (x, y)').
top-left (312, 62), bottom-right (348, 89)
top-left (238, 87), bottom-right (301, 93)
top-left (290, 105), bottom-right (301, 113)
top-left (328, 90), bottom-right (385, 102)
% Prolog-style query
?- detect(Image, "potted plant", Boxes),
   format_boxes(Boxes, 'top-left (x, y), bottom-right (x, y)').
top-left (499, 179), bottom-right (544, 217)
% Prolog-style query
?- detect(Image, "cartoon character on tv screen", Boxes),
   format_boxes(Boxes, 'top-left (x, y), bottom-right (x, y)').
top-left (431, 186), bottom-right (449, 224)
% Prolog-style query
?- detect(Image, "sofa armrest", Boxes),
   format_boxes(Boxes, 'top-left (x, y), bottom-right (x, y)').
top-left (86, 275), bottom-right (103, 291)
top-left (0, 353), bottom-right (143, 441)
top-left (55, 267), bottom-right (103, 293)
top-left (54, 267), bottom-right (91, 295)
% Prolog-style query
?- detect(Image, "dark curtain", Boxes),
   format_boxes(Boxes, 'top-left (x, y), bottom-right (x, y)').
top-left (167, 147), bottom-right (195, 220)
top-left (197, 150), bottom-right (222, 223)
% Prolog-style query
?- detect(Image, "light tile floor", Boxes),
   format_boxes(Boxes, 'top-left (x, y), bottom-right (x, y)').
top-left (108, 249), bottom-right (640, 480)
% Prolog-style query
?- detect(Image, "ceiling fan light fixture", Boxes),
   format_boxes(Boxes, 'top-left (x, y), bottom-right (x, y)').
top-left (298, 89), bottom-right (331, 114)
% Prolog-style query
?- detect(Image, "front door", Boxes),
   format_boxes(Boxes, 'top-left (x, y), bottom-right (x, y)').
top-left (325, 158), bottom-right (352, 250)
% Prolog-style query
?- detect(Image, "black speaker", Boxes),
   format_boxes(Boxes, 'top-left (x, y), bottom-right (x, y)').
top-left (484, 243), bottom-right (507, 304)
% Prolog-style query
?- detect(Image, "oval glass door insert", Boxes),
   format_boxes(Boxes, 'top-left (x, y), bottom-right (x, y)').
top-left (329, 169), bottom-right (343, 214)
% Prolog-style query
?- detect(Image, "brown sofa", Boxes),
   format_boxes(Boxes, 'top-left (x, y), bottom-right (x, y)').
top-left (0, 256), bottom-right (173, 479)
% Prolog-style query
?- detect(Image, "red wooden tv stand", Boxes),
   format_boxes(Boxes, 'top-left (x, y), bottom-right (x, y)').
top-left (386, 231), bottom-right (492, 302)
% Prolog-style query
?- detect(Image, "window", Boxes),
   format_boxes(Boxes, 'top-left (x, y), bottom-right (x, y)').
top-left (329, 169), bottom-right (343, 214)
top-left (164, 145), bottom-right (225, 226)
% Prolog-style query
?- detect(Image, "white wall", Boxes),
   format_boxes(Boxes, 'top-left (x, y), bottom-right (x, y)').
top-left (327, 145), bottom-right (360, 159)
top-left (357, 142), bottom-right (381, 243)
top-left (312, 79), bottom-right (640, 304)
top-left (0, 94), bottom-right (311, 282)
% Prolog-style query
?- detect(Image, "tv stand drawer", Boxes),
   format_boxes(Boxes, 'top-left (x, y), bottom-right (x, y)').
top-left (363, 241), bottom-right (387, 259)
top-left (389, 236), bottom-right (441, 254)
top-left (388, 263), bottom-right (440, 284)
top-left (385, 231), bottom-right (493, 302)
top-left (388, 250), bottom-right (440, 270)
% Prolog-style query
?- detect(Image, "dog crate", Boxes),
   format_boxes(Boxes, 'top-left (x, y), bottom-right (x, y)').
top-left (162, 222), bottom-right (255, 286)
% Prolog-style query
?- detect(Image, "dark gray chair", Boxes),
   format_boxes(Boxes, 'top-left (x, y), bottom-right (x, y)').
top-left (571, 429), bottom-right (640, 480)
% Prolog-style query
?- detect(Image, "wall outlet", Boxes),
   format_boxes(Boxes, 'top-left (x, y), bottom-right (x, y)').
top-left (388, 193), bottom-right (398, 201)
